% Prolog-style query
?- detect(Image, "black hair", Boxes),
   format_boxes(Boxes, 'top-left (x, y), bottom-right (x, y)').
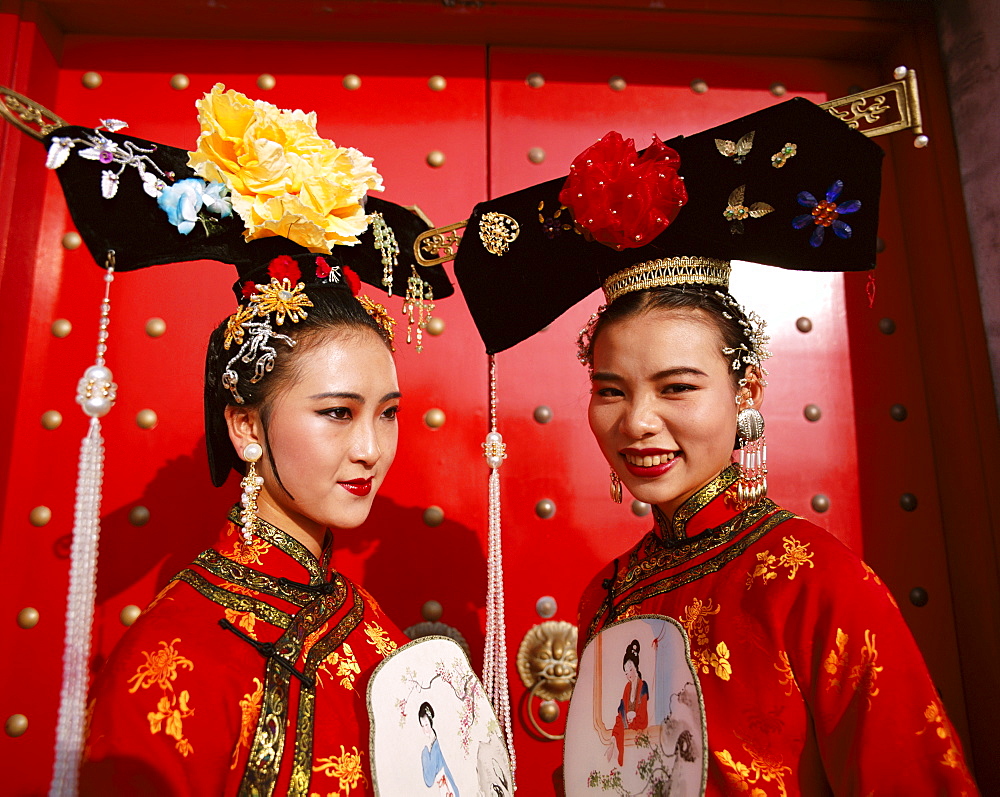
top-left (204, 282), bottom-right (392, 488)
top-left (586, 286), bottom-right (755, 389)
top-left (623, 638), bottom-right (643, 681)
top-left (418, 701), bottom-right (435, 729)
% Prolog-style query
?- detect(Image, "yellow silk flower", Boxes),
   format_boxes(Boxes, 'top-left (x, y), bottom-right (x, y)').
top-left (188, 83), bottom-right (383, 253)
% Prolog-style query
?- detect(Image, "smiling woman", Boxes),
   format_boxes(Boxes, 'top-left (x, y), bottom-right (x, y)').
top-left (443, 95), bottom-right (981, 794)
top-left (587, 290), bottom-right (764, 520)
top-left (569, 277), bottom-right (979, 795)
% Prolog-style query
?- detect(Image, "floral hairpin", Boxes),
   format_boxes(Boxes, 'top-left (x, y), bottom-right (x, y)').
top-left (222, 257), bottom-right (312, 404)
top-left (716, 291), bottom-right (771, 386)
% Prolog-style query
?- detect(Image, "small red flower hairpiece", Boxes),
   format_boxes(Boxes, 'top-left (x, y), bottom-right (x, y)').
top-left (559, 131), bottom-right (688, 251)
top-left (241, 281), bottom-right (258, 299)
top-left (315, 257), bottom-right (332, 279)
top-left (343, 265), bottom-right (361, 296)
top-left (268, 255), bottom-right (301, 284)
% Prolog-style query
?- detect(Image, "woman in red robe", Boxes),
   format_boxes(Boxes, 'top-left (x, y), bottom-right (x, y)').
top-left (607, 639), bottom-right (649, 767)
top-left (80, 270), bottom-right (409, 796)
top-left (31, 84), bottom-right (454, 796)
top-left (439, 94), bottom-right (982, 794)
top-left (573, 288), bottom-right (979, 794)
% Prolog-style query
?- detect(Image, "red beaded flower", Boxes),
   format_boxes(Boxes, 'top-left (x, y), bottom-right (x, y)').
top-left (267, 254), bottom-right (301, 283)
top-left (315, 257), bottom-right (332, 279)
top-left (558, 131), bottom-right (688, 250)
top-left (241, 280), bottom-right (258, 299)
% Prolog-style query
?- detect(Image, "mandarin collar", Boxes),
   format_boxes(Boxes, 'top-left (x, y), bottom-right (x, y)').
top-left (226, 505), bottom-right (335, 585)
top-left (652, 464), bottom-right (742, 544)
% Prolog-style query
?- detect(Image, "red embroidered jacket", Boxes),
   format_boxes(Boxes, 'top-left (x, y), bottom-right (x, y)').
top-left (81, 512), bottom-right (407, 796)
top-left (576, 465), bottom-right (979, 795)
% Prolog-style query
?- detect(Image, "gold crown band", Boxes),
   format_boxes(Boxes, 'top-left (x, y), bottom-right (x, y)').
top-left (602, 257), bottom-right (732, 303)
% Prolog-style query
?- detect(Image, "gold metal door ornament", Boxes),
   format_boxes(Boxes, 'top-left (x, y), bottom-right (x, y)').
top-left (517, 620), bottom-right (578, 741)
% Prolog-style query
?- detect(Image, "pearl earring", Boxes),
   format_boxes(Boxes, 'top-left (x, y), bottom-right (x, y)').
top-left (240, 442), bottom-right (264, 544)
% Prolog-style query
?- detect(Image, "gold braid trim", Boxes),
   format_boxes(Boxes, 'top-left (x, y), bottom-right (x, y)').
top-left (602, 257), bottom-right (731, 303)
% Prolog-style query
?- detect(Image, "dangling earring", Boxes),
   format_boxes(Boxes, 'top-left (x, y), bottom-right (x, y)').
top-left (609, 468), bottom-right (623, 504)
top-left (240, 442), bottom-right (264, 544)
top-left (736, 399), bottom-right (767, 508)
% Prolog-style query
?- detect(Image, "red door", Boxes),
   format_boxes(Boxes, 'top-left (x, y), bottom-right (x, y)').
top-left (0, 8), bottom-right (991, 794)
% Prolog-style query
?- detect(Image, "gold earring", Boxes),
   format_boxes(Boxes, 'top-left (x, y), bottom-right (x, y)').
top-left (609, 468), bottom-right (623, 504)
top-left (240, 442), bottom-right (263, 543)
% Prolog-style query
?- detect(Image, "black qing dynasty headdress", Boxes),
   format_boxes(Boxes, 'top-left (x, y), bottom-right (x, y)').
top-left (417, 69), bottom-right (925, 353)
top-left (0, 82), bottom-right (453, 797)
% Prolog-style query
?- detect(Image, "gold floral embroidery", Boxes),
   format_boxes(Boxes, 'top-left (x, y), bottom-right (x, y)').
top-left (918, 699), bottom-right (964, 769)
top-left (364, 622), bottom-right (397, 657)
top-left (127, 639), bottom-right (194, 693)
top-left (679, 598), bottom-right (731, 681)
top-left (746, 536), bottom-right (814, 588)
top-left (356, 585), bottom-right (384, 617)
top-left (313, 745), bottom-right (367, 794)
top-left (143, 581), bottom-right (178, 615)
top-left (224, 607), bottom-right (258, 639)
top-left (823, 628), bottom-right (850, 691)
top-left (147, 690), bottom-right (195, 757)
top-left (231, 678), bottom-right (264, 769)
top-left (774, 651), bottom-right (798, 696)
top-left (218, 580), bottom-right (260, 638)
top-left (779, 536), bottom-right (814, 579)
top-left (746, 550), bottom-right (778, 587)
top-left (222, 536), bottom-right (272, 565)
top-left (849, 629), bottom-right (883, 709)
top-left (320, 643), bottom-right (360, 691)
top-left (861, 561), bottom-right (881, 585)
top-left (861, 562), bottom-right (899, 608)
top-left (129, 640), bottom-right (196, 756)
top-left (716, 743), bottom-right (792, 797)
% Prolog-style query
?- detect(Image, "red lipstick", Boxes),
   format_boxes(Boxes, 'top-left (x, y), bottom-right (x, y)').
top-left (620, 448), bottom-right (679, 478)
top-left (339, 478), bottom-right (373, 497)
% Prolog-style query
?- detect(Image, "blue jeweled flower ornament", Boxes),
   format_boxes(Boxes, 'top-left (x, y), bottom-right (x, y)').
top-left (792, 180), bottom-right (861, 247)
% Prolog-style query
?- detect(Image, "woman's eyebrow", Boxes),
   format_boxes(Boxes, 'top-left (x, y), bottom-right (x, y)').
top-left (650, 367), bottom-right (709, 380)
top-left (381, 391), bottom-right (402, 403)
top-left (308, 391), bottom-right (365, 402)
top-left (591, 367), bottom-right (708, 381)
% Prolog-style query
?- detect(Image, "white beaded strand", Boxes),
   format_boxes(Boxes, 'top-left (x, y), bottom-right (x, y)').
top-left (50, 258), bottom-right (116, 797)
top-left (481, 355), bottom-right (516, 784)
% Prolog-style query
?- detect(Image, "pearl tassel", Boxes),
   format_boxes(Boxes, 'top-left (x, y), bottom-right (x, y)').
top-left (50, 259), bottom-right (116, 797)
top-left (481, 356), bottom-right (516, 784)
